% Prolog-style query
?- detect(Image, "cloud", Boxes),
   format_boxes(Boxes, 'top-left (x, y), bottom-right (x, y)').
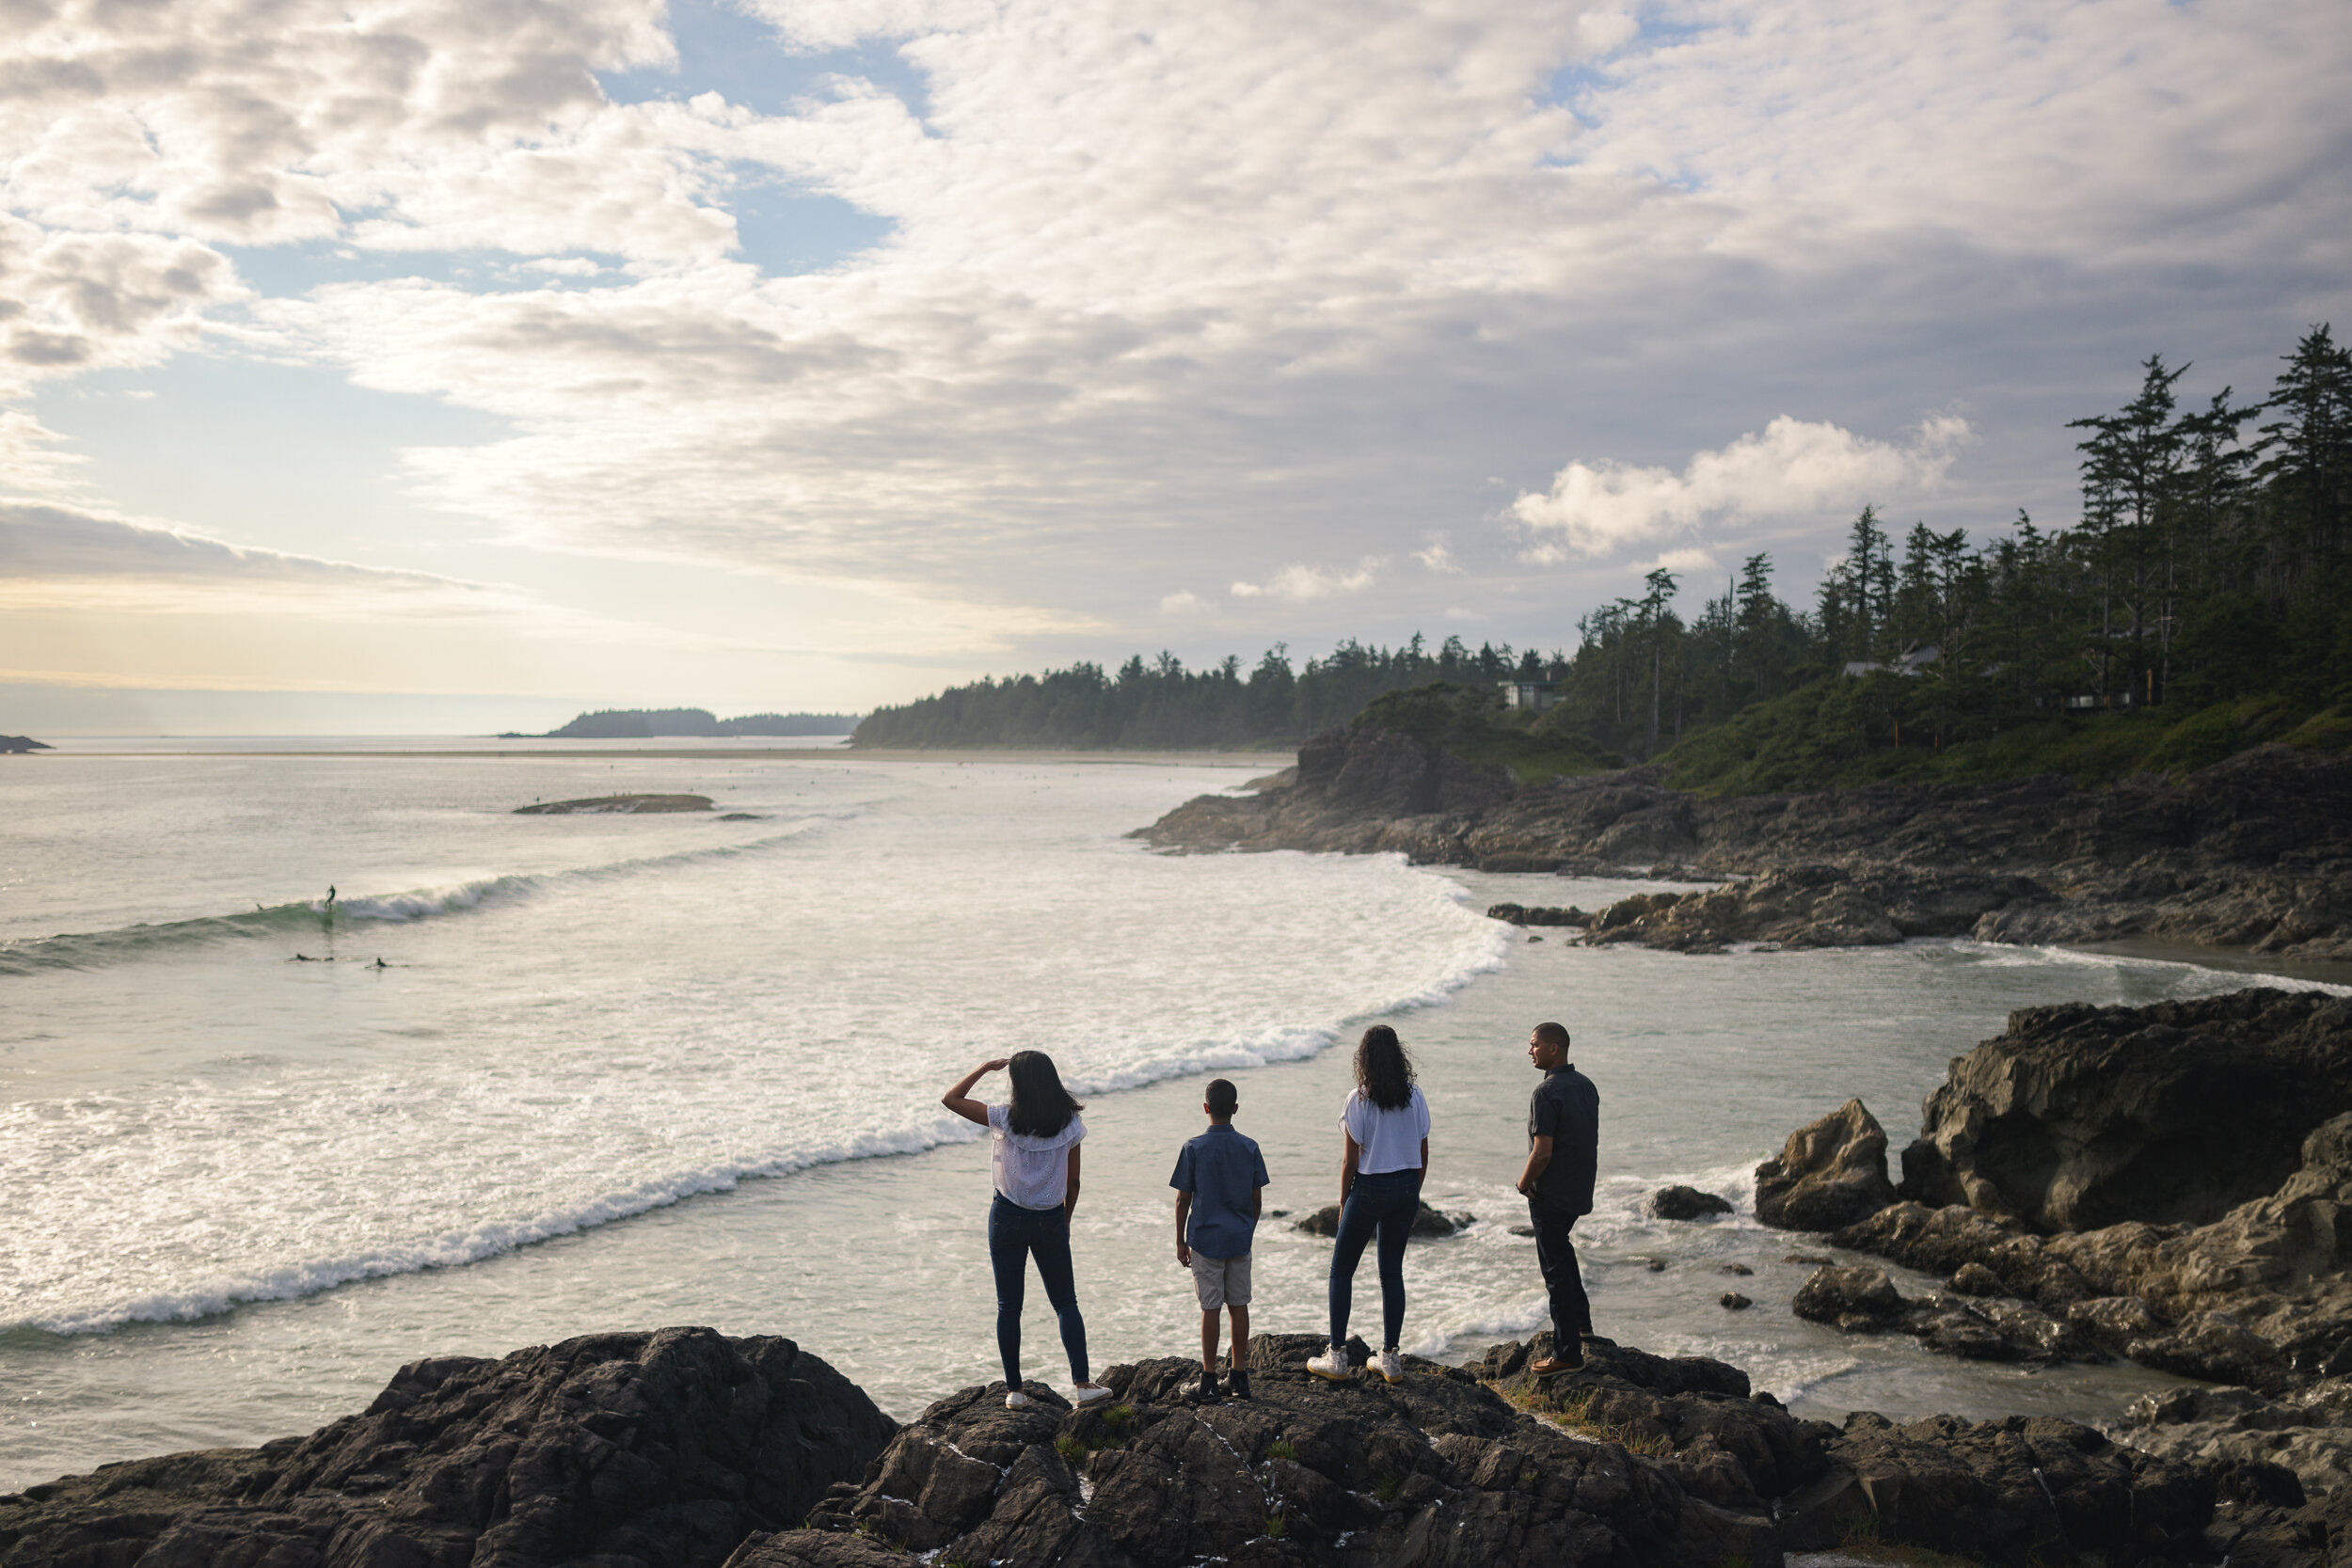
top-left (1637, 546), bottom-right (1719, 577)
top-left (1159, 589), bottom-right (1205, 613)
top-left (0, 0), bottom-right (2345, 684)
top-left (0, 500), bottom-right (507, 614)
top-left (1229, 558), bottom-right (1383, 602)
top-left (1510, 415), bottom-right (1971, 561)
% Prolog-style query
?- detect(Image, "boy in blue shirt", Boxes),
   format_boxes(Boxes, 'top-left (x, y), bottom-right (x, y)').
top-left (1170, 1078), bottom-right (1270, 1402)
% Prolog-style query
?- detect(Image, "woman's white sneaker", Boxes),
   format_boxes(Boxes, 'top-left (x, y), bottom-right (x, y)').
top-left (1005, 1389), bottom-right (1032, 1410)
top-left (1375, 1348), bottom-right (1405, 1384)
top-left (1306, 1346), bottom-right (1353, 1382)
top-left (1071, 1383), bottom-right (1113, 1404)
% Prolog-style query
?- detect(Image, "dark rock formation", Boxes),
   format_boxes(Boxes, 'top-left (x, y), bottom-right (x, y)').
top-left (740, 1335), bottom-right (1788, 1568)
top-left (0, 735), bottom-right (50, 753)
top-left (2121, 1379), bottom-right (2352, 1500)
top-left (1137, 725), bottom-right (2352, 960)
top-left (1293, 1200), bottom-right (1473, 1238)
top-left (1754, 1099), bottom-right (1900, 1231)
top-left (1900, 990), bottom-right (2352, 1231)
top-left (1647, 1184), bottom-right (1734, 1220)
top-left (1584, 864), bottom-right (2050, 952)
top-left (1792, 1263), bottom-right (2094, 1363)
top-left (1486, 902), bottom-right (1590, 926)
top-left (515, 793), bottom-right (714, 815)
top-left (1721, 1291), bottom-right (1752, 1310)
top-left (1477, 1335), bottom-right (2215, 1565)
top-left (0, 1327), bottom-right (893, 1568)
top-left (1839, 1098), bottom-right (2352, 1395)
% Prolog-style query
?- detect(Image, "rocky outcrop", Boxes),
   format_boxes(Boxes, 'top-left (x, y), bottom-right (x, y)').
top-left (1486, 902), bottom-right (1590, 927)
top-left (1754, 1099), bottom-right (1901, 1231)
top-left (1648, 1184), bottom-right (1734, 1220)
top-left (0, 735), bottom-right (49, 753)
top-left (0, 1328), bottom-right (893, 1568)
top-left (1792, 1263), bottom-right (2094, 1363)
top-left (1293, 1200), bottom-right (1474, 1237)
top-left (1138, 727), bottom-right (2352, 960)
top-left (1838, 1102), bottom-right (2352, 1395)
top-left (515, 794), bottom-right (714, 814)
top-left (2121, 1380), bottom-right (2352, 1500)
top-left (746, 1332), bottom-right (2226, 1568)
top-left (1900, 990), bottom-right (2352, 1231)
top-left (1585, 864), bottom-right (2052, 952)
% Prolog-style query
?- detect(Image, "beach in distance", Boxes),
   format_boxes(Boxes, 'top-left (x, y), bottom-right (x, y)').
top-left (7, 741), bottom-right (2346, 1508)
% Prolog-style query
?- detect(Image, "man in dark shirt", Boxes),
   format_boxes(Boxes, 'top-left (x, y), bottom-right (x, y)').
top-left (1516, 1021), bottom-right (1597, 1373)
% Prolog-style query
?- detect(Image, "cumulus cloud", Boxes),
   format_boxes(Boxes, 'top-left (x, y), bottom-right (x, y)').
top-left (1159, 589), bottom-right (1205, 613)
top-left (1510, 415), bottom-right (1971, 561)
top-left (1230, 558), bottom-right (1383, 602)
top-left (1413, 537), bottom-right (1461, 574)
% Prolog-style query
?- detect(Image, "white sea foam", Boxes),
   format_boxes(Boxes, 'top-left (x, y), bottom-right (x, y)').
top-left (1, 766), bottom-right (1506, 1336)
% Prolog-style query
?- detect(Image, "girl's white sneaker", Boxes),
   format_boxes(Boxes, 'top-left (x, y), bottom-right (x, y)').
top-left (1306, 1346), bottom-right (1353, 1382)
top-left (1072, 1383), bottom-right (1113, 1404)
top-left (1005, 1389), bottom-right (1031, 1409)
top-left (1376, 1348), bottom-right (1405, 1384)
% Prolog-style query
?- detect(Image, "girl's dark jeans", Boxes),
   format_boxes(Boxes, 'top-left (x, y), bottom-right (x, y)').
top-left (989, 1194), bottom-right (1090, 1387)
top-left (1328, 1167), bottom-right (1422, 1352)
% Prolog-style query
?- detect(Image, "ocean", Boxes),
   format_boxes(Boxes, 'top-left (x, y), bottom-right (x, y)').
top-left (4, 741), bottom-right (2344, 1491)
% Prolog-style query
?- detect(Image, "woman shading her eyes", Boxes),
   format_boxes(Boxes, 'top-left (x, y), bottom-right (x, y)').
top-left (942, 1051), bottom-right (1113, 1409)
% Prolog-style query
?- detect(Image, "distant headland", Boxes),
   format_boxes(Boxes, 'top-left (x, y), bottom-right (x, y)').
top-left (506, 708), bottom-right (860, 739)
top-left (1, 735), bottom-right (52, 753)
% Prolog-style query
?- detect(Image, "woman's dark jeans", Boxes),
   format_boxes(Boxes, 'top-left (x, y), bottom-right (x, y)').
top-left (1328, 1167), bottom-right (1422, 1352)
top-left (989, 1194), bottom-right (1090, 1387)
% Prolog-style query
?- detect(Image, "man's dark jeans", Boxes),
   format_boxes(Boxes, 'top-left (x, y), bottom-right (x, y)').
top-left (989, 1194), bottom-right (1090, 1387)
top-left (1330, 1167), bottom-right (1422, 1352)
top-left (1527, 1194), bottom-right (1592, 1354)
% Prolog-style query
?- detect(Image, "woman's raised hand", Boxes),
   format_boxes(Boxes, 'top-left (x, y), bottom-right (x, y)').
top-left (979, 1057), bottom-right (1011, 1073)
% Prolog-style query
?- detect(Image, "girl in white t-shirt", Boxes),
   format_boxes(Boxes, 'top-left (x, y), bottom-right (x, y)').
top-left (943, 1051), bottom-right (1112, 1409)
top-left (1308, 1024), bottom-right (1430, 1386)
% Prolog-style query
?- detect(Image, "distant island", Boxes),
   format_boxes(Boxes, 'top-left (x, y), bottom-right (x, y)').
top-left (1, 735), bottom-right (52, 753)
top-left (511, 708), bottom-right (860, 739)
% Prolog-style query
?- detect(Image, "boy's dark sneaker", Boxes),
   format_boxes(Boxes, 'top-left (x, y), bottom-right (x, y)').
top-left (1196, 1369), bottom-right (1220, 1402)
top-left (1226, 1367), bottom-right (1252, 1401)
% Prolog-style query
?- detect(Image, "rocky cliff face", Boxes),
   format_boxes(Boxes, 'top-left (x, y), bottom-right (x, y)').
top-left (1138, 728), bottom-right (2352, 961)
top-left (0, 1328), bottom-right (894, 1568)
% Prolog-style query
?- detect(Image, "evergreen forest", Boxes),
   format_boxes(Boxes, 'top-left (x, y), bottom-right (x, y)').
top-left (852, 328), bottom-right (2352, 790)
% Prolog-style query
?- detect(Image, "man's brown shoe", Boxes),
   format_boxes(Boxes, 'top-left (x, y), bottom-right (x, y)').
top-left (1529, 1352), bottom-right (1582, 1374)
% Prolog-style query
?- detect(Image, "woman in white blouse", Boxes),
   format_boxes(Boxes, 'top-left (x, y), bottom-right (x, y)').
top-left (943, 1052), bottom-right (1113, 1409)
top-left (1308, 1024), bottom-right (1430, 1386)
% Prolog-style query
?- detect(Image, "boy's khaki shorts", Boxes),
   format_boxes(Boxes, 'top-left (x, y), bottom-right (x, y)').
top-left (1189, 1250), bottom-right (1251, 1310)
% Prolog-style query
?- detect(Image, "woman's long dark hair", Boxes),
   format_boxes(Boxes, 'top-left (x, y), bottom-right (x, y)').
top-left (1354, 1025), bottom-right (1415, 1111)
top-left (1006, 1050), bottom-right (1084, 1138)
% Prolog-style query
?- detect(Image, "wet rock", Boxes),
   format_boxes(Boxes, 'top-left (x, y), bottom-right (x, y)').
top-left (1791, 1267), bottom-right (2093, 1364)
top-left (746, 1335), bottom-right (1782, 1568)
top-left (1647, 1184), bottom-right (1733, 1221)
top-left (1950, 1261), bottom-right (2005, 1295)
top-left (1899, 989), bottom-right (2352, 1230)
top-left (1720, 1292), bottom-right (1752, 1310)
top-left (514, 793), bottom-right (714, 815)
top-left (1293, 1200), bottom-right (1474, 1238)
top-left (1720, 1262), bottom-right (1755, 1276)
top-left (2118, 1379), bottom-right (2352, 1501)
top-left (1754, 1099), bottom-right (1899, 1231)
top-left (1486, 902), bottom-right (1589, 927)
top-left (0, 1328), bottom-right (894, 1568)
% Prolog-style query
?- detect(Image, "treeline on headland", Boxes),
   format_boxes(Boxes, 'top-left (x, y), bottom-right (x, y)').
top-left (854, 327), bottom-right (2352, 786)
top-left (520, 708), bottom-right (860, 738)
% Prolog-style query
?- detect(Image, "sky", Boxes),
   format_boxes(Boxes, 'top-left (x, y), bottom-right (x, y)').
top-left (1, 0), bottom-right (2346, 734)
